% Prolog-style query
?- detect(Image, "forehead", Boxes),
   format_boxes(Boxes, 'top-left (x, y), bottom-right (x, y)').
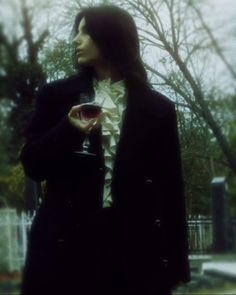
top-left (78, 17), bottom-right (86, 31)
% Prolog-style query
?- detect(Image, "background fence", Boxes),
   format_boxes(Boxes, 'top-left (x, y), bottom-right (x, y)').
top-left (188, 215), bottom-right (213, 253)
top-left (0, 208), bottom-right (235, 272)
top-left (0, 208), bottom-right (34, 272)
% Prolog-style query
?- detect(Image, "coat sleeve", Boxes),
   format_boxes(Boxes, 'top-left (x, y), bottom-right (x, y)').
top-left (20, 84), bottom-right (86, 182)
top-left (158, 102), bottom-right (190, 285)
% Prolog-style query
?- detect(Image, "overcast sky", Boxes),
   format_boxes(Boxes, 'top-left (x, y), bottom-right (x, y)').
top-left (1, 0), bottom-right (235, 44)
top-left (0, 0), bottom-right (235, 93)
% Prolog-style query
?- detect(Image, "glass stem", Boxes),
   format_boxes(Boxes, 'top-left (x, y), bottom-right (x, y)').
top-left (83, 135), bottom-right (90, 151)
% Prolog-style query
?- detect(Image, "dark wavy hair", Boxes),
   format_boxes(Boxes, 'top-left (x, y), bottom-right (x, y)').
top-left (71, 4), bottom-right (151, 90)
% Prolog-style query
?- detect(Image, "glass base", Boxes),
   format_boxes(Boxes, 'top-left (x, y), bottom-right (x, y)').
top-left (74, 150), bottom-right (96, 157)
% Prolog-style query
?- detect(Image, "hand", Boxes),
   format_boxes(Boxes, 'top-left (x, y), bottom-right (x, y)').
top-left (68, 105), bottom-right (102, 134)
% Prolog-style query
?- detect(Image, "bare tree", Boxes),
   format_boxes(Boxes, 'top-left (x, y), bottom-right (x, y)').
top-left (0, 0), bottom-right (49, 153)
top-left (116, 0), bottom-right (236, 173)
top-left (190, 2), bottom-right (236, 81)
top-left (39, 0), bottom-right (236, 174)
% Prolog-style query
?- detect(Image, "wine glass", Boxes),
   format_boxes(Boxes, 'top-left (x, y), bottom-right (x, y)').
top-left (74, 95), bottom-right (103, 156)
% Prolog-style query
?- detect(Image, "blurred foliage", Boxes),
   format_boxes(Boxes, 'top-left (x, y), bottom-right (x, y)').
top-left (41, 40), bottom-right (76, 81)
top-left (178, 110), bottom-right (213, 215)
top-left (0, 1), bottom-right (47, 211)
top-left (0, 5), bottom-right (47, 160)
top-left (0, 99), bottom-right (12, 173)
top-left (178, 92), bottom-right (236, 216)
top-left (0, 163), bottom-right (25, 211)
top-left (214, 94), bottom-right (236, 216)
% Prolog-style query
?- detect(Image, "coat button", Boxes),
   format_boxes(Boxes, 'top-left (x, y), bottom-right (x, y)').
top-left (67, 200), bottom-right (73, 208)
top-left (162, 258), bottom-right (168, 268)
top-left (145, 178), bottom-right (153, 184)
top-left (57, 238), bottom-right (64, 243)
top-left (155, 219), bottom-right (161, 227)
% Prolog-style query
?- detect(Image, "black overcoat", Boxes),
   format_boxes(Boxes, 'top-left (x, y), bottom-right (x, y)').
top-left (20, 74), bottom-right (190, 294)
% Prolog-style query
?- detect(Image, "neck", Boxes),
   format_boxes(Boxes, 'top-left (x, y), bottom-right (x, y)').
top-left (94, 63), bottom-right (122, 83)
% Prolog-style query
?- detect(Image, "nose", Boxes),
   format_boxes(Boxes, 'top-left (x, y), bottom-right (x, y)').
top-left (73, 33), bottom-right (80, 44)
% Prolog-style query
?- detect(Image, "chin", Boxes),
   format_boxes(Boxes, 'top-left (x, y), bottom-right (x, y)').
top-left (77, 58), bottom-right (87, 65)
top-left (77, 56), bottom-right (99, 67)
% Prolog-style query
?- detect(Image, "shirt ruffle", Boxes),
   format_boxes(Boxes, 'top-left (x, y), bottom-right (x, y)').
top-left (93, 78), bottom-right (127, 207)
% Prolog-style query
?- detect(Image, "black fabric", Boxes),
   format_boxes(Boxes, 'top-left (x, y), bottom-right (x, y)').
top-left (20, 74), bottom-right (190, 294)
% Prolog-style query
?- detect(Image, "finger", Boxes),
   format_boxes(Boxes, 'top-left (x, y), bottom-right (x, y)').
top-left (91, 118), bottom-right (103, 130)
top-left (69, 105), bottom-right (82, 115)
top-left (97, 113), bottom-right (103, 123)
top-left (92, 122), bottom-right (99, 130)
top-left (86, 123), bottom-right (96, 133)
top-left (68, 110), bottom-right (81, 120)
top-left (93, 115), bottom-right (102, 128)
top-left (83, 118), bottom-right (97, 131)
top-left (72, 104), bottom-right (82, 110)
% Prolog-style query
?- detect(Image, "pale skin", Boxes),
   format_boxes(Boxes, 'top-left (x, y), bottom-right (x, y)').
top-left (68, 17), bottom-right (122, 133)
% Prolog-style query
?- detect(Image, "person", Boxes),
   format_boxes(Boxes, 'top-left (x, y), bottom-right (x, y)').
top-left (20, 4), bottom-right (190, 295)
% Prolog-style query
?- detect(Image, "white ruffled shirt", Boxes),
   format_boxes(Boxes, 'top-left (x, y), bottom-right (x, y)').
top-left (93, 78), bottom-right (127, 207)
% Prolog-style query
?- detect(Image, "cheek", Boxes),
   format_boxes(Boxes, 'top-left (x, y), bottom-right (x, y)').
top-left (87, 44), bottom-right (103, 63)
top-left (92, 47), bottom-right (102, 60)
top-left (87, 38), bottom-right (102, 58)
top-left (78, 37), bottom-right (103, 65)
top-left (77, 48), bottom-right (101, 65)
top-left (89, 40), bottom-right (101, 55)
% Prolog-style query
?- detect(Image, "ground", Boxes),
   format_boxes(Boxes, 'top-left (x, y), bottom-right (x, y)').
top-left (1, 255), bottom-right (236, 295)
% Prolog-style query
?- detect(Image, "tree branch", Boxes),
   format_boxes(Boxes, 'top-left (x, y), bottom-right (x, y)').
top-left (192, 4), bottom-right (236, 80)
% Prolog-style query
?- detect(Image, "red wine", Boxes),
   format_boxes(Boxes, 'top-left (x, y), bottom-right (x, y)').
top-left (80, 103), bottom-right (102, 119)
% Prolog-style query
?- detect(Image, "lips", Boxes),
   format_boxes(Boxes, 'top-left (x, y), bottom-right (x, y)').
top-left (76, 49), bottom-right (83, 55)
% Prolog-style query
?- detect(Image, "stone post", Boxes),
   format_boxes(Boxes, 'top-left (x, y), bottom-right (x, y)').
top-left (211, 177), bottom-right (230, 252)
